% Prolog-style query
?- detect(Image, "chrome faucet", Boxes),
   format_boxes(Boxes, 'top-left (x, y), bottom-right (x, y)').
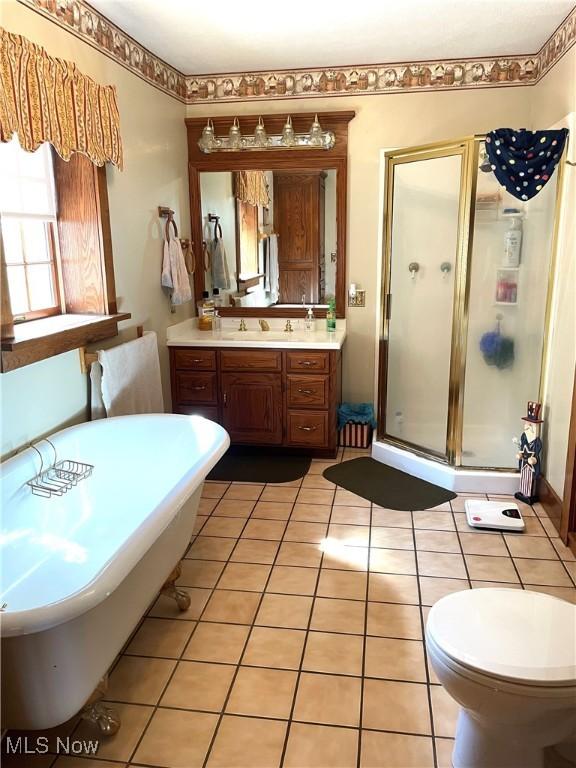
top-left (259, 319), bottom-right (270, 331)
top-left (284, 319), bottom-right (293, 333)
top-left (238, 319), bottom-right (248, 331)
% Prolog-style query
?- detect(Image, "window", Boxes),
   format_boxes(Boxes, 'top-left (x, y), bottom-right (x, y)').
top-left (0, 140), bottom-right (127, 373)
top-left (0, 138), bottom-right (62, 321)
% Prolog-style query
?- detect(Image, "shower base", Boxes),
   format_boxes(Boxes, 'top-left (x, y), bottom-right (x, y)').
top-left (372, 440), bottom-right (519, 495)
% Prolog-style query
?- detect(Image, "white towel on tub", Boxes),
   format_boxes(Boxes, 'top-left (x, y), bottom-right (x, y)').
top-left (90, 331), bottom-right (164, 418)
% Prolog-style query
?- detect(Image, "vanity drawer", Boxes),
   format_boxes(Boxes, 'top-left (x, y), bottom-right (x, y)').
top-left (286, 410), bottom-right (329, 447)
top-left (287, 375), bottom-right (329, 409)
top-left (175, 371), bottom-right (218, 404)
top-left (173, 348), bottom-right (216, 371)
top-left (286, 351), bottom-right (330, 374)
top-left (175, 404), bottom-right (220, 423)
top-left (220, 349), bottom-right (282, 372)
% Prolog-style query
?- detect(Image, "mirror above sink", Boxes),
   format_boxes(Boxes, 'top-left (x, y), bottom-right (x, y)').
top-left (200, 168), bottom-right (337, 309)
top-left (186, 111), bottom-right (355, 318)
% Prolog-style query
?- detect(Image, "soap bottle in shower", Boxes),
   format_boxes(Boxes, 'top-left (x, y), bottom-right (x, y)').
top-left (503, 211), bottom-right (522, 267)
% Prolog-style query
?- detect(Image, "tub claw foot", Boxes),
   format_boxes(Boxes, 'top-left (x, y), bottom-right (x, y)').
top-left (81, 676), bottom-right (120, 737)
top-left (82, 701), bottom-right (121, 736)
top-left (161, 562), bottom-right (190, 612)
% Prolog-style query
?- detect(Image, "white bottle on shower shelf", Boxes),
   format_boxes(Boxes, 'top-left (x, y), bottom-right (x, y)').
top-left (503, 211), bottom-right (523, 267)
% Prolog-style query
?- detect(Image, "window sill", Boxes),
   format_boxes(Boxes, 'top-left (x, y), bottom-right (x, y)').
top-left (1, 312), bottom-right (131, 372)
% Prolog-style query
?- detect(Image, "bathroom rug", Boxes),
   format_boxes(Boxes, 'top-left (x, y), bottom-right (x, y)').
top-left (207, 446), bottom-right (311, 483)
top-left (324, 457), bottom-right (456, 510)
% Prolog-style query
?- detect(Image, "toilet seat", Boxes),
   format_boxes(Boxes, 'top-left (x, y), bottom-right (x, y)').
top-left (426, 588), bottom-right (576, 690)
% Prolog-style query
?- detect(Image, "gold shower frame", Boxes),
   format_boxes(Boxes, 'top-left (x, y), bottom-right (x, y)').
top-left (378, 135), bottom-right (564, 471)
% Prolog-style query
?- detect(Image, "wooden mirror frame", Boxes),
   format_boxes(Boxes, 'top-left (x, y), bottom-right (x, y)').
top-left (185, 111), bottom-right (355, 318)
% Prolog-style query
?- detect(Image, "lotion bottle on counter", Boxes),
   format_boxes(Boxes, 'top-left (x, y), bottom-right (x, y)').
top-left (326, 298), bottom-right (336, 333)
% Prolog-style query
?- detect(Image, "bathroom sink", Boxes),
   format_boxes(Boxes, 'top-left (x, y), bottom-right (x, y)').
top-left (220, 331), bottom-right (312, 342)
top-left (166, 319), bottom-right (346, 349)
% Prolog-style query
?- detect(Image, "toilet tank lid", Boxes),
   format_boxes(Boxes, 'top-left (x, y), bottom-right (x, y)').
top-left (426, 588), bottom-right (576, 686)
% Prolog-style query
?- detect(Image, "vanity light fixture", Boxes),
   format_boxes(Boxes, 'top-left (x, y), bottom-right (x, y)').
top-left (197, 114), bottom-right (335, 153)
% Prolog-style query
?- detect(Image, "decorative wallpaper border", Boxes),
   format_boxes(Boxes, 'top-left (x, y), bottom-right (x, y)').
top-left (16, 0), bottom-right (576, 105)
top-left (538, 4), bottom-right (576, 80)
top-left (17, 0), bottom-right (188, 101)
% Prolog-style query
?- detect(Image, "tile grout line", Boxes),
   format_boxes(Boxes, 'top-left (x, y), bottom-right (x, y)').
top-left (277, 484), bottom-right (337, 768)
top-left (449, 500), bottom-right (474, 590)
top-left (125, 478), bottom-right (257, 766)
top-left (200, 473), bottom-right (307, 768)
top-left (355, 500), bottom-right (373, 768)
top-left (411, 507), bottom-right (439, 768)
top-left (531, 500), bottom-right (576, 588)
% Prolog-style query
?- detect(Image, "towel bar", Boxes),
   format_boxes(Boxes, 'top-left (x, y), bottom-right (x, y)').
top-left (79, 325), bottom-right (144, 373)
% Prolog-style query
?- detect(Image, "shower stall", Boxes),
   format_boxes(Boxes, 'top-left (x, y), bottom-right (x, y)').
top-left (375, 136), bottom-right (563, 492)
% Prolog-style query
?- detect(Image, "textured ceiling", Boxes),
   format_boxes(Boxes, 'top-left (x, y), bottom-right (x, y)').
top-left (88, 0), bottom-right (575, 75)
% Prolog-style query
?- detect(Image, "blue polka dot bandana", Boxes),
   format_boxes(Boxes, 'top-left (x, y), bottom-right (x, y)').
top-left (485, 128), bottom-right (568, 201)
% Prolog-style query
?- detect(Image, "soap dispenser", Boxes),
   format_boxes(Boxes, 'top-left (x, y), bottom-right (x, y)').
top-left (304, 306), bottom-right (315, 331)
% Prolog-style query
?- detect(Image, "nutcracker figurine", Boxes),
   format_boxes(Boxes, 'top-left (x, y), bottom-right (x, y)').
top-left (513, 401), bottom-right (543, 505)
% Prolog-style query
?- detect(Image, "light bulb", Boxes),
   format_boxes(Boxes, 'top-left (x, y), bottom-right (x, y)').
top-left (309, 114), bottom-right (323, 146)
top-left (228, 118), bottom-right (242, 149)
top-left (253, 116), bottom-right (268, 148)
top-left (281, 116), bottom-right (295, 146)
top-left (198, 119), bottom-right (215, 152)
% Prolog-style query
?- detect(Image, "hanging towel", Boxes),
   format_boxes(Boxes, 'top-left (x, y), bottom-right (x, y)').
top-left (91, 331), bottom-right (164, 418)
top-left (210, 237), bottom-right (231, 290)
top-left (162, 233), bottom-right (192, 305)
top-left (90, 362), bottom-right (106, 420)
top-left (265, 234), bottom-right (280, 303)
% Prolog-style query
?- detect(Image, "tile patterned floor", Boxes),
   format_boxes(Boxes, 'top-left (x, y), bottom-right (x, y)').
top-left (3, 446), bottom-right (576, 768)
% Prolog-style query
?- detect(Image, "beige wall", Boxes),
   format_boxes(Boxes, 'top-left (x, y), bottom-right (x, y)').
top-left (186, 88), bottom-right (533, 405)
top-left (0, 1), bottom-right (192, 457)
top-left (531, 47), bottom-right (576, 498)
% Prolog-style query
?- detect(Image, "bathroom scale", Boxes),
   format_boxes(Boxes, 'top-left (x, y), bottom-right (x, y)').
top-left (465, 500), bottom-right (525, 531)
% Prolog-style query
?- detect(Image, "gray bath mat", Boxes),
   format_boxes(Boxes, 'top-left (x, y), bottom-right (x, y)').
top-left (324, 457), bottom-right (456, 511)
top-left (207, 447), bottom-right (311, 484)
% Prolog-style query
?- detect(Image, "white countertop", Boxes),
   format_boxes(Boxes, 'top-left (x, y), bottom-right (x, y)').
top-left (166, 318), bottom-right (346, 350)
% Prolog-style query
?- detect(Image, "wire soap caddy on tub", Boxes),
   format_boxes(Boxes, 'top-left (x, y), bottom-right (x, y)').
top-left (27, 438), bottom-right (94, 498)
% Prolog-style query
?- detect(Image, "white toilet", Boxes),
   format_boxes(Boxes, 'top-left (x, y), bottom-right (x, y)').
top-left (426, 588), bottom-right (576, 768)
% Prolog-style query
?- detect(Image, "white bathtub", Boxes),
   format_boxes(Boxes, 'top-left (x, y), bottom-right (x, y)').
top-left (0, 414), bottom-right (229, 731)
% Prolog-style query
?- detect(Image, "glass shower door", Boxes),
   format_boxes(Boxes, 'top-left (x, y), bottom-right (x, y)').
top-left (461, 142), bottom-right (559, 468)
top-left (383, 147), bottom-right (466, 458)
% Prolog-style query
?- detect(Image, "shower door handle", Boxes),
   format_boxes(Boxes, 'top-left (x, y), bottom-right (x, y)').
top-left (386, 293), bottom-right (392, 320)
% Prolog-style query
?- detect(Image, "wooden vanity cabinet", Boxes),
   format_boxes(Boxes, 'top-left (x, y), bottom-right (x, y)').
top-left (170, 346), bottom-right (341, 456)
top-left (221, 372), bottom-right (283, 444)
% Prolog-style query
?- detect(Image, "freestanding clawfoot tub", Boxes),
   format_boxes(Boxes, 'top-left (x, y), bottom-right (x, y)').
top-left (1, 414), bottom-right (229, 732)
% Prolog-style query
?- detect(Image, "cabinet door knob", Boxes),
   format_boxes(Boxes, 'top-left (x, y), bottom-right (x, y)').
top-left (298, 360), bottom-right (316, 366)
top-left (223, 392), bottom-right (227, 405)
top-left (297, 388), bottom-right (314, 395)
top-left (192, 358), bottom-right (203, 363)
top-left (192, 385), bottom-right (207, 390)
top-left (298, 425), bottom-right (317, 432)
